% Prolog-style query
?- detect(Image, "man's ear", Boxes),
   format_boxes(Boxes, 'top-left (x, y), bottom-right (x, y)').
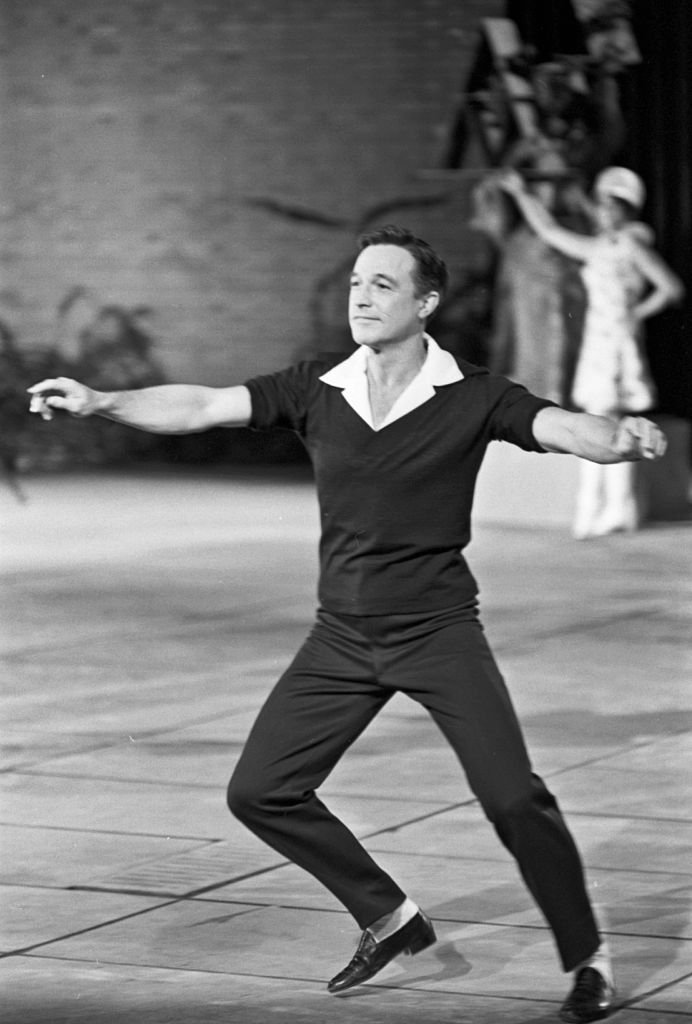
top-left (418, 291), bottom-right (441, 320)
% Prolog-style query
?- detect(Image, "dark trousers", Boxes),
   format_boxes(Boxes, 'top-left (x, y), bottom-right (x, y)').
top-left (227, 604), bottom-right (600, 971)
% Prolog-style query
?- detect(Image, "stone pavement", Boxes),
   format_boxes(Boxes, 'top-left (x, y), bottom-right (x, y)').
top-left (1, 465), bottom-right (691, 1023)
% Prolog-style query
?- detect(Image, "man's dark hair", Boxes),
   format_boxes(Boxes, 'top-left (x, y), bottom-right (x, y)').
top-left (357, 224), bottom-right (448, 298)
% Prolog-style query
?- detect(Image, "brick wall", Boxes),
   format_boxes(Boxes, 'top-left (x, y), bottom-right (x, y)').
top-left (0, 0), bottom-right (502, 384)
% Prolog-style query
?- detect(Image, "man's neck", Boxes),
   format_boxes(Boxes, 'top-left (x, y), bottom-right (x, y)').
top-left (362, 333), bottom-right (429, 430)
top-left (362, 333), bottom-right (428, 389)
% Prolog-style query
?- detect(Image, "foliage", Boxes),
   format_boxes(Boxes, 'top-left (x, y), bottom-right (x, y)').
top-left (1, 299), bottom-right (308, 491)
top-left (0, 305), bottom-right (167, 484)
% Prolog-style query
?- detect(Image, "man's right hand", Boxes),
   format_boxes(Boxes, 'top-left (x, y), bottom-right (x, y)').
top-left (27, 378), bottom-right (102, 421)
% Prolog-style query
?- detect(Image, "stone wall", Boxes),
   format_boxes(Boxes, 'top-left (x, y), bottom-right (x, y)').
top-left (0, 0), bottom-right (501, 384)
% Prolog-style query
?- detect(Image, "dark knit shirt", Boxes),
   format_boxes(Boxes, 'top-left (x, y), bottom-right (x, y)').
top-left (246, 354), bottom-right (554, 614)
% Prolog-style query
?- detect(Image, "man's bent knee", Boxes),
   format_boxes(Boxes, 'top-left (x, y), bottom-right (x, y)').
top-left (226, 771), bottom-right (263, 823)
top-left (226, 764), bottom-right (292, 825)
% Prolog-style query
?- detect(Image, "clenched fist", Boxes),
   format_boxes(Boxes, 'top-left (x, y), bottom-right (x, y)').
top-left (27, 378), bottom-right (101, 421)
top-left (614, 416), bottom-right (667, 460)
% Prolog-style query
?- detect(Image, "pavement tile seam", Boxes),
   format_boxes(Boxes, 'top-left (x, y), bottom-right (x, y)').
top-left (322, 733), bottom-right (689, 798)
top-left (0, 979), bottom-right (611, 1024)
top-left (3, 603), bottom-right (674, 659)
top-left (11, 943), bottom-right (565, 1008)
top-left (0, 821), bottom-right (227, 842)
top-left (364, 847), bottom-right (692, 878)
top-left (596, 930), bottom-right (691, 947)
top-left (0, 741), bottom-right (221, 775)
top-left (17, 951), bottom-right (323, 987)
top-left (0, 899), bottom-right (182, 959)
top-left (3, 798), bottom-right (690, 859)
top-left (562, 809), bottom-right (692, 826)
top-left (182, 901), bottom-right (352, 917)
top-left (1, 898), bottom-right (270, 960)
top-left (319, 793), bottom-right (478, 815)
top-left (19, 950), bottom-right (348, 993)
top-left (539, 733), bottom-right (692, 774)
top-left (623, 970), bottom-right (692, 1013)
top-left (1, 715), bottom-right (260, 746)
top-left (5, 803), bottom-right (681, 858)
top-left (19, 862), bottom-right (691, 909)
top-left (66, 864), bottom-right (292, 901)
top-left (582, 863), bottom-right (692, 880)
top-left (12, 952), bottom-right (691, 1019)
top-left (185, 897), bottom-right (350, 916)
top-left (4, 738), bottom-right (685, 820)
top-left (47, 842), bottom-right (287, 899)
top-left (2, 622), bottom-right (299, 658)
top-left (0, 707), bottom-right (263, 738)
top-left (175, 901), bottom-right (692, 951)
top-left (331, 983), bottom-right (568, 1009)
top-left (489, 605), bottom-right (673, 651)
top-left (7, 769), bottom-right (228, 790)
top-left (362, 846), bottom-right (521, 863)
top-left (547, 745), bottom-right (692, 778)
top-left (358, 797), bottom-right (481, 829)
top-left (16, 885), bottom-right (689, 953)
top-left (7, 763), bottom-right (453, 794)
top-left (354, 799), bottom-right (692, 845)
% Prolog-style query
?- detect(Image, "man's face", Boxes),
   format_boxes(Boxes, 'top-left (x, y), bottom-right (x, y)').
top-left (349, 244), bottom-right (430, 348)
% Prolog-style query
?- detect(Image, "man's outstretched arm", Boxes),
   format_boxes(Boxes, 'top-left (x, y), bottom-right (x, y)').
top-left (27, 377), bottom-right (252, 433)
top-left (533, 406), bottom-right (667, 464)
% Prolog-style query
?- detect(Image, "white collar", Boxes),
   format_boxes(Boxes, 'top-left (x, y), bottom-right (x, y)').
top-left (319, 334), bottom-right (463, 430)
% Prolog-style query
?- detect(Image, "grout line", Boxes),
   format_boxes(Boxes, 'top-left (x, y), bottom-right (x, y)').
top-left (355, 797), bottom-right (692, 841)
top-left (1, 607), bottom-right (301, 660)
top-left (0, 899), bottom-right (183, 960)
top-left (3, 602), bottom-right (663, 663)
top-left (185, 897), bottom-right (348, 913)
top-left (0, 820), bottom-right (225, 841)
top-left (17, 951), bottom-right (337, 987)
top-left (538, 730), bottom-right (692, 778)
top-left (7, 769), bottom-right (224, 789)
top-left (0, 746), bottom-right (239, 777)
top-left (2, 800), bottom-right (690, 853)
top-left (618, 968), bottom-right (692, 1012)
top-left (359, 845), bottom-right (692, 878)
top-left (66, 859), bottom-right (292, 900)
top-left (0, 882), bottom-right (277, 961)
top-left (12, 951), bottom-right (692, 1018)
top-left (0, 701), bottom-right (268, 773)
top-left (490, 604), bottom-right (673, 650)
top-left (560, 809), bottom-right (692, 825)
top-left (357, 797), bottom-right (482, 839)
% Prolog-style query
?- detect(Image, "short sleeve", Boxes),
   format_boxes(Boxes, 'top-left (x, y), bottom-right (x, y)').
top-left (244, 362), bottom-right (320, 433)
top-left (486, 378), bottom-right (558, 452)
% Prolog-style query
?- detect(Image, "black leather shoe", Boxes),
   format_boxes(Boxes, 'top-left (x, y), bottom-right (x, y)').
top-left (559, 967), bottom-right (616, 1022)
top-left (327, 910), bottom-right (436, 993)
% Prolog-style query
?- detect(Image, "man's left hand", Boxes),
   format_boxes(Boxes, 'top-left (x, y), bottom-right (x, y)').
top-left (614, 416), bottom-right (667, 460)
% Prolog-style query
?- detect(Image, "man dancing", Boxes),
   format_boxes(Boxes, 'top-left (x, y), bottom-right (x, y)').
top-left (30, 225), bottom-right (667, 1021)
